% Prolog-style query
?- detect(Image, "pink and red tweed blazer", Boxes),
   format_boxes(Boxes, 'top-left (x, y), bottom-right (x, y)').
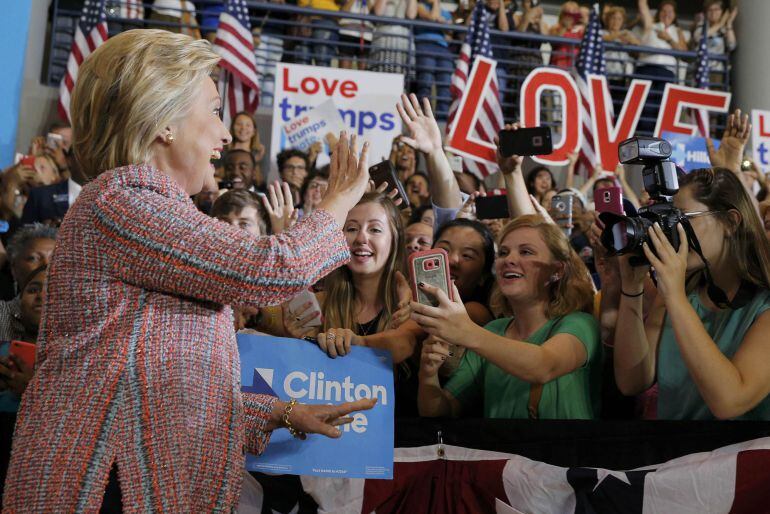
top-left (3, 165), bottom-right (349, 513)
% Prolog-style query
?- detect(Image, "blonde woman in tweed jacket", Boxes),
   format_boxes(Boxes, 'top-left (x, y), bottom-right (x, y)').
top-left (3, 30), bottom-right (375, 513)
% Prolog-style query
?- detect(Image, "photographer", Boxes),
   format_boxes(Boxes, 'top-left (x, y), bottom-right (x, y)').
top-left (612, 163), bottom-right (770, 420)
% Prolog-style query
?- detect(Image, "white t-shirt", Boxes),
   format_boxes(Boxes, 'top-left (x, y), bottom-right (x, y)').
top-left (638, 22), bottom-right (680, 70)
top-left (152, 0), bottom-right (196, 18)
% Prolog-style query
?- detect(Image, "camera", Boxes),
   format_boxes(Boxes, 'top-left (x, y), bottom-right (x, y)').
top-left (599, 137), bottom-right (685, 266)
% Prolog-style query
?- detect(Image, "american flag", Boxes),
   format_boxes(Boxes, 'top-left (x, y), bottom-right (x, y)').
top-left (573, 3), bottom-right (606, 178)
top-left (213, 0), bottom-right (260, 127)
top-left (446, 1), bottom-right (504, 179)
top-left (58, 0), bottom-right (109, 123)
top-left (693, 16), bottom-right (711, 137)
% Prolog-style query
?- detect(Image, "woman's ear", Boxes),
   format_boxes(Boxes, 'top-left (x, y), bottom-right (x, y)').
top-left (725, 208), bottom-right (743, 237)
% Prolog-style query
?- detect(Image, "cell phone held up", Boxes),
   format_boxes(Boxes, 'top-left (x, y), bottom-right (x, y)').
top-left (551, 194), bottom-right (574, 237)
top-left (498, 127), bottom-right (553, 157)
top-left (369, 160), bottom-right (410, 209)
top-left (408, 248), bottom-right (453, 307)
top-left (475, 193), bottom-right (510, 220)
top-left (594, 186), bottom-right (624, 216)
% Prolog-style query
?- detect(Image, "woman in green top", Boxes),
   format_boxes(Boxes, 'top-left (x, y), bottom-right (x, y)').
top-left (412, 215), bottom-right (601, 419)
top-left (613, 162), bottom-right (770, 420)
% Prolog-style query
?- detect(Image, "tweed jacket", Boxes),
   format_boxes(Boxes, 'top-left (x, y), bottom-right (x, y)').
top-left (3, 165), bottom-right (349, 513)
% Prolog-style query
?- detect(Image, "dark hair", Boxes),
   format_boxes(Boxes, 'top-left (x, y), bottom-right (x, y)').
top-left (526, 166), bottom-right (556, 196)
top-left (405, 171), bottom-right (430, 187)
top-left (299, 166), bottom-right (330, 204)
top-left (409, 205), bottom-right (434, 225)
top-left (276, 148), bottom-right (310, 173)
top-left (434, 218), bottom-right (496, 304)
top-left (224, 148), bottom-right (257, 168)
top-left (210, 190), bottom-right (268, 234)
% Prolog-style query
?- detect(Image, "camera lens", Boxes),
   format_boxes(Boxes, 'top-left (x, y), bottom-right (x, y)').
top-left (599, 213), bottom-right (650, 255)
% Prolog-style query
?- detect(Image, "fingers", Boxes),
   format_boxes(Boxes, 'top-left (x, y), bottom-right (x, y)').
top-left (410, 309), bottom-right (440, 329)
top-left (329, 416), bottom-right (354, 427)
top-left (421, 97), bottom-right (435, 120)
top-left (395, 101), bottom-right (411, 127)
top-left (409, 93), bottom-right (424, 117)
top-left (676, 222), bottom-right (689, 257)
top-left (374, 181), bottom-right (388, 194)
top-left (450, 281), bottom-right (461, 302)
top-left (401, 93), bottom-right (418, 121)
top-left (336, 131), bottom-right (350, 176)
top-left (281, 181), bottom-right (295, 210)
top-left (260, 194), bottom-right (274, 216)
top-left (330, 397), bottom-right (377, 418)
top-left (357, 141), bottom-right (370, 178)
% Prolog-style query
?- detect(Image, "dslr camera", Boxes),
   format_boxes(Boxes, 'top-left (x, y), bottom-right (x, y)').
top-left (600, 137), bottom-right (685, 266)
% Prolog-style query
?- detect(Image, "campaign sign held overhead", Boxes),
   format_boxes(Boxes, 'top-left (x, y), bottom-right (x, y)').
top-left (662, 130), bottom-right (719, 172)
top-left (237, 334), bottom-right (394, 479)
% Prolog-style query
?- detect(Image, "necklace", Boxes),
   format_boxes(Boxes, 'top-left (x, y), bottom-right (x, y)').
top-left (356, 310), bottom-right (383, 337)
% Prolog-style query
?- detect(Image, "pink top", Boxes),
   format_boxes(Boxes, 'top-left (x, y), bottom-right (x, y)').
top-left (3, 165), bottom-right (349, 512)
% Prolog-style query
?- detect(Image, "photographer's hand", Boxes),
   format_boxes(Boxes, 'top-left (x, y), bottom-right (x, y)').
top-left (642, 223), bottom-right (688, 303)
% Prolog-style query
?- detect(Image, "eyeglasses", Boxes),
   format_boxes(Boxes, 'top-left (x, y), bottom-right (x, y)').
top-left (683, 210), bottom-right (718, 219)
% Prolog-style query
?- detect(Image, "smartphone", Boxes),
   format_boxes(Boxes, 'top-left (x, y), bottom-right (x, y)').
top-left (287, 289), bottom-right (322, 328)
top-left (499, 127), bottom-right (553, 157)
top-left (218, 180), bottom-right (234, 190)
top-left (369, 160), bottom-right (410, 209)
top-left (408, 248), bottom-right (453, 307)
top-left (0, 221), bottom-right (9, 234)
top-left (551, 194), bottom-right (574, 237)
top-left (9, 340), bottom-right (36, 369)
top-left (46, 132), bottom-right (64, 150)
top-left (20, 155), bottom-right (36, 168)
top-left (476, 194), bottom-right (510, 220)
top-left (594, 186), bottom-right (624, 216)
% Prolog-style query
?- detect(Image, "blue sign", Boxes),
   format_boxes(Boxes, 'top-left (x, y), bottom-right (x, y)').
top-left (662, 131), bottom-right (720, 172)
top-left (237, 334), bottom-right (394, 479)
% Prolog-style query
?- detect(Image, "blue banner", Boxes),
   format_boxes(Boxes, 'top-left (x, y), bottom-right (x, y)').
top-left (237, 334), bottom-right (394, 479)
top-left (662, 131), bottom-right (720, 172)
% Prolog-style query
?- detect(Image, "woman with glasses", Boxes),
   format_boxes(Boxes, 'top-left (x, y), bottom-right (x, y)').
top-left (612, 157), bottom-right (770, 420)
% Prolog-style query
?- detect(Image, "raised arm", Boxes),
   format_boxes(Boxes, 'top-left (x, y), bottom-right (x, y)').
top-left (397, 93), bottom-right (462, 208)
top-left (637, 0), bottom-right (653, 33)
top-left (92, 134), bottom-right (369, 308)
top-left (496, 0), bottom-right (510, 32)
top-left (495, 123), bottom-right (536, 218)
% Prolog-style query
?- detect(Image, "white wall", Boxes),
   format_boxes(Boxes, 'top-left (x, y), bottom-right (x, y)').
top-left (16, 0), bottom-right (59, 153)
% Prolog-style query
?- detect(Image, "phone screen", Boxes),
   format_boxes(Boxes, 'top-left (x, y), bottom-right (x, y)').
top-left (499, 127), bottom-right (553, 157)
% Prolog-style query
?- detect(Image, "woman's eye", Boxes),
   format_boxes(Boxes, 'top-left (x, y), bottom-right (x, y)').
top-left (214, 108), bottom-right (221, 117)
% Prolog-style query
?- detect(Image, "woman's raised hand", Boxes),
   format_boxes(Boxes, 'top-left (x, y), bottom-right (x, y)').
top-left (396, 93), bottom-right (443, 155)
top-left (319, 131), bottom-right (370, 226)
top-left (262, 181), bottom-right (298, 235)
top-left (410, 282), bottom-right (477, 347)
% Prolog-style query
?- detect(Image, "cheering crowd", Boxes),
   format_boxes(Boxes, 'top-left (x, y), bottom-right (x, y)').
top-left (0, 0), bottom-right (763, 510)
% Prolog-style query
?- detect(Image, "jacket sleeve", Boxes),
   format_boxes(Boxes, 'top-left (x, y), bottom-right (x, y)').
top-left (242, 392), bottom-right (278, 455)
top-left (91, 184), bottom-right (349, 307)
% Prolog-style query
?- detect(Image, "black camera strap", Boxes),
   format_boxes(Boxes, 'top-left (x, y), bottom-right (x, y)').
top-left (679, 219), bottom-right (756, 310)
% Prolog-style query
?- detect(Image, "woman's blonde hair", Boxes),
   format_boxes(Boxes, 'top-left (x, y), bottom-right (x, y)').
top-left (489, 215), bottom-right (595, 318)
top-left (70, 29), bottom-right (221, 177)
top-left (322, 193), bottom-right (405, 334)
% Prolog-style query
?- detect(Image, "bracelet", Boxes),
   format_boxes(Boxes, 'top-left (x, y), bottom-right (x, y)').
top-left (621, 289), bottom-right (644, 298)
top-left (282, 398), bottom-right (305, 439)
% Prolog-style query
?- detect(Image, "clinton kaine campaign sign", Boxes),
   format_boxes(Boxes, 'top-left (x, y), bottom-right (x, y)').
top-left (270, 63), bottom-right (403, 176)
top-left (237, 334), bottom-right (394, 479)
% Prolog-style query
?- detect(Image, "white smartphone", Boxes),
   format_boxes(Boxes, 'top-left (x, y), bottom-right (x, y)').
top-left (287, 289), bottom-right (322, 328)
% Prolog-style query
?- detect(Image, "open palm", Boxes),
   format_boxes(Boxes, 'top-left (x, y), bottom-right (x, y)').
top-left (396, 93), bottom-right (443, 154)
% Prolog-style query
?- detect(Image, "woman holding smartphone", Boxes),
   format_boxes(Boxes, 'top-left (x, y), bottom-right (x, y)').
top-left (413, 214), bottom-right (600, 419)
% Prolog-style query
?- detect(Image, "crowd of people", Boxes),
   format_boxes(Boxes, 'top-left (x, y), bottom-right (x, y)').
top-left (0, 1), bottom-right (761, 508)
top-left (4, 87), bottom-right (770, 433)
top-left (89, 0), bottom-right (738, 116)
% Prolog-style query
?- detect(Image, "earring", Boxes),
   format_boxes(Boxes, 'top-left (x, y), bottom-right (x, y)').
top-left (164, 133), bottom-right (175, 143)
top-left (550, 274), bottom-right (560, 283)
